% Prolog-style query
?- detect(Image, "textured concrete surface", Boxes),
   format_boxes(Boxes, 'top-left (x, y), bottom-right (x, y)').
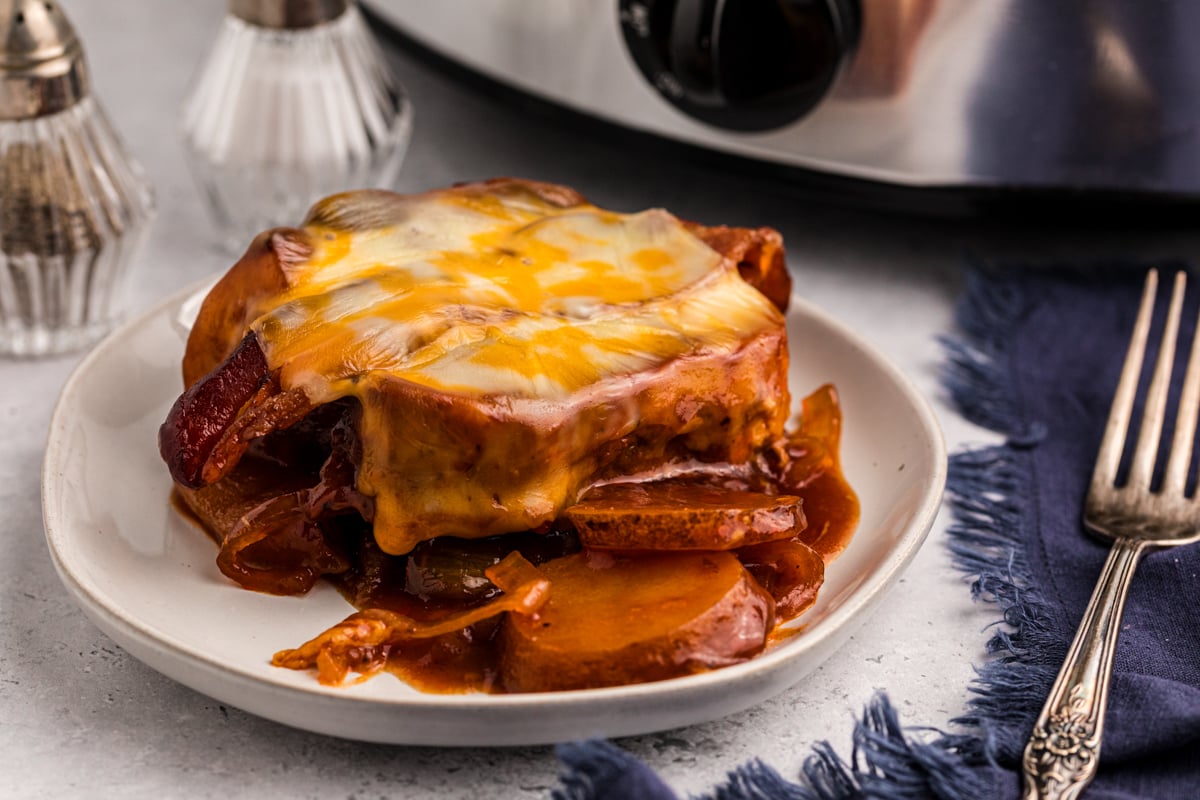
top-left (5, 2), bottom-right (1200, 798)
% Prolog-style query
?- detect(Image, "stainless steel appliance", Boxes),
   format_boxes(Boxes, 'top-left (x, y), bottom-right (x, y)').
top-left (366, 0), bottom-right (1200, 203)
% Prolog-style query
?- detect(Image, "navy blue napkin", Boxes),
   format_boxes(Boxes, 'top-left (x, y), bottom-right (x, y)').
top-left (552, 266), bottom-right (1200, 800)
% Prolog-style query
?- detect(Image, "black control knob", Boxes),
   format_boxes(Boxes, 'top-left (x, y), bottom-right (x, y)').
top-left (619, 0), bottom-right (859, 132)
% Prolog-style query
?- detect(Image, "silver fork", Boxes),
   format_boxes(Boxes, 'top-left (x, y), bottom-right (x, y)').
top-left (1021, 269), bottom-right (1200, 799)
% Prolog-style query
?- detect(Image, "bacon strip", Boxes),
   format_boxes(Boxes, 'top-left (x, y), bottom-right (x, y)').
top-left (686, 223), bottom-right (791, 312)
top-left (159, 333), bottom-right (313, 488)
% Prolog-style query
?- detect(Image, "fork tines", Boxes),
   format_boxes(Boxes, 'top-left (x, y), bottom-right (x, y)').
top-left (1092, 269), bottom-right (1200, 498)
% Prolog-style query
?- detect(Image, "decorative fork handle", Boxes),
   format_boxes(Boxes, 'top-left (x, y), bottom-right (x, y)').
top-left (1021, 538), bottom-right (1148, 800)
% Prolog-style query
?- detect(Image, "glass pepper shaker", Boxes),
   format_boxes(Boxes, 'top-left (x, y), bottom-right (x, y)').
top-left (0, 0), bottom-right (155, 357)
top-left (181, 0), bottom-right (413, 253)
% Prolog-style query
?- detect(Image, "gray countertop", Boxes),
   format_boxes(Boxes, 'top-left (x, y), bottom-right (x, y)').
top-left (5, 2), bottom-right (1200, 798)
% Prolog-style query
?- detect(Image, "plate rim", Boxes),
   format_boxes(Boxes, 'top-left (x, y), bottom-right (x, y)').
top-left (41, 280), bottom-right (947, 735)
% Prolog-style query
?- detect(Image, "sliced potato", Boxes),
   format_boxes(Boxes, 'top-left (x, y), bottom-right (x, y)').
top-left (564, 482), bottom-right (805, 550)
top-left (499, 550), bottom-right (773, 692)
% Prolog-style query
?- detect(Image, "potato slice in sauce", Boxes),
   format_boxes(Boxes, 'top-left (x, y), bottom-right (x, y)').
top-left (500, 550), bottom-right (773, 692)
top-left (564, 482), bottom-right (805, 551)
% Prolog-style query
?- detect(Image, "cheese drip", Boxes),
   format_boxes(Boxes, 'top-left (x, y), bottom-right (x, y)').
top-left (248, 187), bottom-right (788, 553)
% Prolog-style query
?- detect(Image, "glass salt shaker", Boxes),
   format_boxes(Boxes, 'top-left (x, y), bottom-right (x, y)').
top-left (181, 0), bottom-right (412, 253)
top-left (0, 0), bottom-right (155, 357)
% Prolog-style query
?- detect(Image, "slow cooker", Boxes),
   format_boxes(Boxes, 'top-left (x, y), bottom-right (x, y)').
top-left (366, 0), bottom-right (1200, 211)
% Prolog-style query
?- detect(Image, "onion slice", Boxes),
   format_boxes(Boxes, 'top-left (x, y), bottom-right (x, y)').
top-left (271, 552), bottom-right (550, 685)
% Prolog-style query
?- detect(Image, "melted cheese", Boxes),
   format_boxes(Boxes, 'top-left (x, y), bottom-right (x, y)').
top-left (246, 186), bottom-right (786, 553)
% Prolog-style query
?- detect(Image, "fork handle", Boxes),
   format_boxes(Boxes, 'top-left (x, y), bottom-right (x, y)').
top-left (1021, 538), bottom-right (1148, 800)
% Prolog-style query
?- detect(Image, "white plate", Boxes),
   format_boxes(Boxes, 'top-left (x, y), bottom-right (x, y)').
top-left (42, 282), bottom-right (946, 746)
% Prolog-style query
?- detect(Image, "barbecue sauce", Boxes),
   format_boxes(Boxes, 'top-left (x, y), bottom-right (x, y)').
top-left (174, 384), bottom-right (858, 693)
top-left (341, 386), bottom-right (852, 691)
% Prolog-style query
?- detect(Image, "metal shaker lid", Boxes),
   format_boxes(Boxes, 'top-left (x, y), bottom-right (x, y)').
top-left (229, 0), bottom-right (349, 29)
top-left (0, 0), bottom-right (88, 120)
